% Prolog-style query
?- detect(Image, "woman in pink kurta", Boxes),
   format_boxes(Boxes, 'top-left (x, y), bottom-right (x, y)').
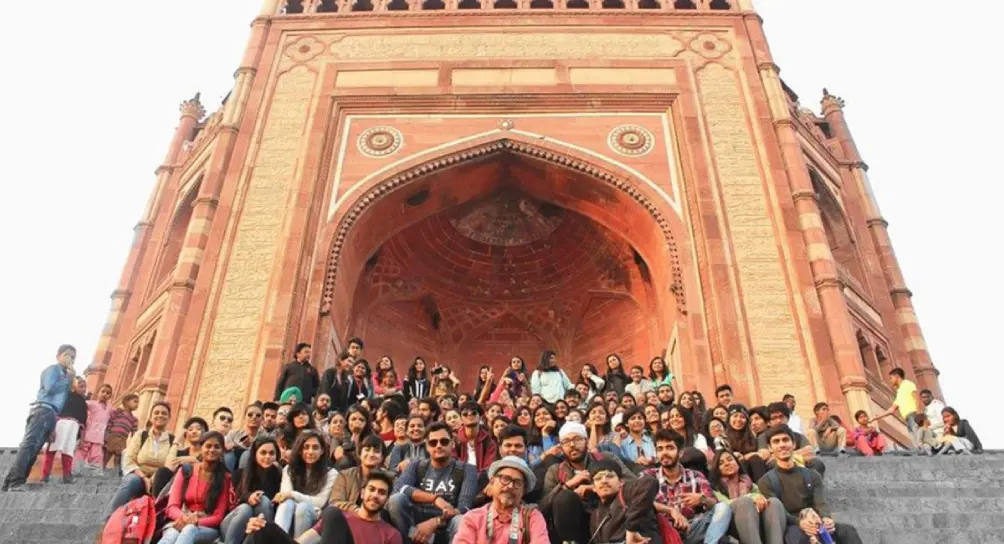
top-left (76, 384), bottom-right (114, 470)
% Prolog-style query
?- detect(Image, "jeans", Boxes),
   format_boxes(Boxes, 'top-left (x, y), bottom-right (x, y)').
top-left (223, 450), bottom-right (237, 473)
top-left (275, 500), bottom-right (318, 538)
top-left (106, 473), bottom-right (148, 517)
top-left (730, 496), bottom-right (786, 544)
top-left (156, 525), bottom-right (219, 544)
top-left (387, 493), bottom-right (462, 544)
top-left (684, 502), bottom-right (732, 544)
top-left (220, 497), bottom-right (274, 544)
top-left (3, 404), bottom-right (57, 489)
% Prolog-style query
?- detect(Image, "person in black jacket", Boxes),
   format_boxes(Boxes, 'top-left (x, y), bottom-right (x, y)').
top-left (274, 343), bottom-right (319, 406)
top-left (940, 407), bottom-right (983, 453)
top-left (603, 354), bottom-right (630, 397)
top-left (220, 437), bottom-right (282, 544)
top-left (320, 351), bottom-right (353, 402)
top-left (588, 458), bottom-right (661, 544)
top-left (403, 357), bottom-right (431, 401)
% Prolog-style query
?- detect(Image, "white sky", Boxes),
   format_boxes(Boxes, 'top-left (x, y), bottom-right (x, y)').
top-left (0, 1), bottom-right (999, 449)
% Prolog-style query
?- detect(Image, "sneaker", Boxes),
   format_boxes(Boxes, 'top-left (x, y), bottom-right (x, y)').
top-left (62, 474), bottom-right (74, 485)
top-left (6, 483), bottom-right (27, 492)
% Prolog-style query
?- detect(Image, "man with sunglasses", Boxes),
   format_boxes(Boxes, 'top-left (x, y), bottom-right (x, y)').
top-left (455, 401), bottom-right (497, 475)
top-left (231, 403), bottom-right (267, 470)
top-left (388, 422), bottom-right (477, 544)
top-left (454, 456), bottom-right (549, 544)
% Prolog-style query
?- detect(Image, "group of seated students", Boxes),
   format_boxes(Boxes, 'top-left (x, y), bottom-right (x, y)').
top-left (100, 339), bottom-right (983, 544)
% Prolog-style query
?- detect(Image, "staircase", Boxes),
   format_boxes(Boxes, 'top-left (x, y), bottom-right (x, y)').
top-left (0, 448), bottom-right (1002, 542)
top-left (827, 451), bottom-right (1004, 544)
top-left (0, 449), bottom-right (114, 543)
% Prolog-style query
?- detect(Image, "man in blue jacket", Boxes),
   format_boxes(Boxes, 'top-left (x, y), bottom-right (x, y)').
top-left (3, 344), bottom-right (76, 491)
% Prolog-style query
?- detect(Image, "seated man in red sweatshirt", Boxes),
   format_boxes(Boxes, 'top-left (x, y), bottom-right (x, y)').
top-left (244, 470), bottom-right (401, 544)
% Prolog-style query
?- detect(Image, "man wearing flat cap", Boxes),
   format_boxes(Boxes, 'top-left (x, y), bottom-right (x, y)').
top-left (539, 421), bottom-right (635, 544)
top-left (454, 456), bottom-right (549, 544)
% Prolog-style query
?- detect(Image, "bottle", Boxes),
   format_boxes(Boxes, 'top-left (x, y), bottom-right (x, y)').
top-left (818, 527), bottom-right (835, 544)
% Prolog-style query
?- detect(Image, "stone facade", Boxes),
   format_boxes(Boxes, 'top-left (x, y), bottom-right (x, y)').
top-left (85, 0), bottom-right (941, 443)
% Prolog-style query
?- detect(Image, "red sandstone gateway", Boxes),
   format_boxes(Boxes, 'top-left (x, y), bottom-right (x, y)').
top-left (85, 0), bottom-right (939, 447)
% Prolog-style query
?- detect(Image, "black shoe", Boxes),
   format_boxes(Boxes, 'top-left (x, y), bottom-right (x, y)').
top-left (6, 483), bottom-right (27, 492)
top-left (62, 474), bottom-right (74, 485)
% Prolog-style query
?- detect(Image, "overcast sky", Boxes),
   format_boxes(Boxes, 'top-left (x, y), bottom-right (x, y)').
top-left (0, 1), bottom-right (999, 449)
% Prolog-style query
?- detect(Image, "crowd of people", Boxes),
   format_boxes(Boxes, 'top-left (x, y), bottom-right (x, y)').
top-left (3, 341), bottom-right (986, 544)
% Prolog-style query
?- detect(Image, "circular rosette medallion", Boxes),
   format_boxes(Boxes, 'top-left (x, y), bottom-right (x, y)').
top-left (608, 125), bottom-right (655, 157)
top-left (357, 126), bottom-right (404, 158)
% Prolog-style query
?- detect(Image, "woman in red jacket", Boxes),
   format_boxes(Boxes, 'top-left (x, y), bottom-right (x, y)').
top-left (157, 431), bottom-right (232, 544)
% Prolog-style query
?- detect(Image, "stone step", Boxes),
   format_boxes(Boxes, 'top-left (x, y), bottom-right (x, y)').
top-left (827, 485), bottom-right (1004, 499)
top-left (835, 512), bottom-right (1004, 531)
top-left (0, 521), bottom-right (103, 543)
top-left (856, 528), bottom-right (1004, 544)
top-left (829, 496), bottom-right (1004, 514)
top-left (0, 489), bottom-right (115, 511)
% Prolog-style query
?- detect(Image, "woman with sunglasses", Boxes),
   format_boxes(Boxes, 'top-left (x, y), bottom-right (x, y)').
top-left (274, 430), bottom-right (337, 538)
top-left (220, 437), bottom-right (281, 544)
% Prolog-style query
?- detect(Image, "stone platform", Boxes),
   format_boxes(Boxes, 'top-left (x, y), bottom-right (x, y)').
top-left (0, 448), bottom-right (1001, 543)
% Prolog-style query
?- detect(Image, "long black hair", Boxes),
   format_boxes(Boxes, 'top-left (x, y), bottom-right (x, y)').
top-left (198, 431), bottom-right (229, 514)
top-left (538, 350), bottom-right (558, 372)
top-left (281, 403), bottom-right (315, 448)
top-left (707, 449), bottom-right (749, 497)
top-left (605, 354), bottom-right (628, 379)
top-left (527, 404), bottom-right (557, 447)
top-left (237, 436), bottom-right (280, 499)
top-left (407, 357), bottom-right (428, 382)
top-left (667, 404), bottom-right (697, 447)
top-left (288, 430), bottom-right (331, 495)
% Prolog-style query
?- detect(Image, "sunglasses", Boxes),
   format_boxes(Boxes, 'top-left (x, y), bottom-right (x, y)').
top-left (461, 410), bottom-right (479, 417)
top-left (218, 415), bottom-right (233, 423)
top-left (427, 438), bottom-right (452, 448)
top-left (246, 412), bottom-right (262, 419)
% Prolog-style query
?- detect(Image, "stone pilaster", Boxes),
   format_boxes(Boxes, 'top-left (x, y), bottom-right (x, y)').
top-left (742, 14), bottom-right (868, 417)
top-left (821, 91), bottom-right (942, 398)
top-left (86, 94), bottom-right (205, 393)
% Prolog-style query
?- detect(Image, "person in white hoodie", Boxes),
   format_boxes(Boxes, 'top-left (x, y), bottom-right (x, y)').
top-left (274, 430), bottom-right (338, 538)
top-left (530, 350), bottom-right (573, 404)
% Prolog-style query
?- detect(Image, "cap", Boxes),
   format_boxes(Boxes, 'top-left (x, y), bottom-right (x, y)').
top-left (488, 455), bottom-right (536, 494)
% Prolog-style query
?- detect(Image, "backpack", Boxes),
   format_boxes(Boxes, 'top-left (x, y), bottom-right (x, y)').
top-left (152, 464), bottom-right (193, 541)
top-left (616, 490), bottom-right (683, 544)
top-left (556, 451), bottom-right (605, 484)
top-left (764, 467), bottom-right (814, 499)
top-left (416, 459), bottom-right (467, 506)
top-left (101, 495), bottom-right (156, 544)
top-left (139, 430), bottom-right (175, 449)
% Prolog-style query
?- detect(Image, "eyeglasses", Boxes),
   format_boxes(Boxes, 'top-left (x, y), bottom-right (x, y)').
top-left (427, 438), bottom-right (452, 447)
top-left (560, 436), bottom-right (586, 447)
top-left (246, 412), bottom-right (262, 419)
top-left (218, 415), bottom-right (233, 423)
top-left (461, 410), bottom-right (479, 417)
top-left (495, 474), bottom-right (525, 489)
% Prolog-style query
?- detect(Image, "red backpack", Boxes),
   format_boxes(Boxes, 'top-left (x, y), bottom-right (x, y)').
top-left (101, 495), bottom-right (156, 544)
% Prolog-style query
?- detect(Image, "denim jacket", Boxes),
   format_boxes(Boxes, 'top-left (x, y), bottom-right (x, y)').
top-left (35, 363), bottom-right (71, 412)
